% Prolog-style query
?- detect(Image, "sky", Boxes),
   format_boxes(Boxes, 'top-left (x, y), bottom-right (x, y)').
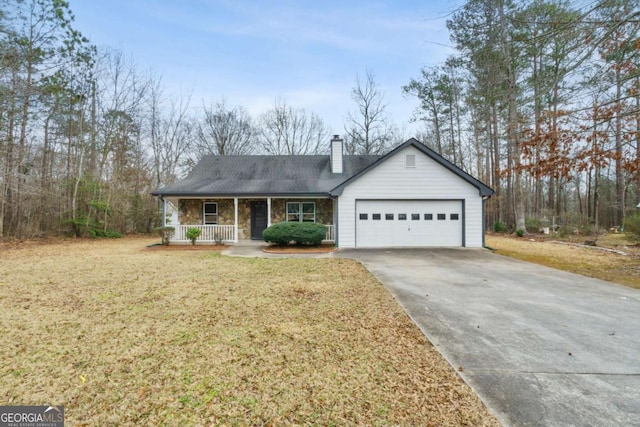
top-left (69, 0), bottom-right (460, 137)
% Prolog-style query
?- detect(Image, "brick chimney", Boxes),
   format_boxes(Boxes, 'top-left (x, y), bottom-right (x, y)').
top-left (330, 135), bottom-right (343, 174)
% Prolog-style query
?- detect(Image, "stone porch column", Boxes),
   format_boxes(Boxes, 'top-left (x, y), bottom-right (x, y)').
top-left (161, 197), bottom-right (166, 227)
top-left (267, 197), bottom-right (272, 227)
top-left (234, 197), bottom-right (238, 242)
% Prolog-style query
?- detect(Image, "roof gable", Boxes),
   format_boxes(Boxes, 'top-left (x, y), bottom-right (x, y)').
top-left (329, 138), bottom-right (494, 197)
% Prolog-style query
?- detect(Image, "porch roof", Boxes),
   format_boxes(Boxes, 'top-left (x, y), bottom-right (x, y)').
top-left (151, 155), bottom-right (379, 197)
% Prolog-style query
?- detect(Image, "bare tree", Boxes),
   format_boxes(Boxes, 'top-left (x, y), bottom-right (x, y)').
top-left (344, 70), bottom-right (396, 155)
top-left (259, 100), bottom-right (328, 155)
top-left (87, 48), bottom-right (153, 235)
top-left (194, 99), bottom-right (255, 158)
top-left (148, 80), bottom-right (193, 187)
top-left (403, 67), bottom-right (444, 155)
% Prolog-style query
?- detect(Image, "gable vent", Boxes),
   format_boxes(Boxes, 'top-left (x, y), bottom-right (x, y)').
top-left (405, 154), bottom-right (416, 167)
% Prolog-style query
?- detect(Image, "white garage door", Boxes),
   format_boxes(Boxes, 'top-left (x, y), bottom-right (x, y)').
top-left (355, 200), bottom-right (463, 248)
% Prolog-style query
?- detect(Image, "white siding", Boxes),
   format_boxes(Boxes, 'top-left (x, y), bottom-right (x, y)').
top-left (337, 146), bottom-right (484, 248)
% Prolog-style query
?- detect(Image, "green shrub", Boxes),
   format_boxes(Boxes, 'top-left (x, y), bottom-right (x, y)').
top-left (516, 228), bottom-right (525, 238)
top-left (186, 227), bottom-right (202, 245)
top-left (493, 221), bottom-right (506, 233)
top-left (66, 217), bottom-right (122, 238)
top-left (623, 215), bottom-right (640, 242)
top-left (83, 227), bottom-right (122, 238)
top-left (556, 224), bottom-right (575, 238)
top-left (154, 226), bottom-right (175, 245)
top-left (94, 229), bottom-right (123, 238)
top-left (525, 217), bottom-right (541, 231)
top-left (263, 222), bottom-right (327, 246)
top-left (556, 212), bottom-right (593, 236)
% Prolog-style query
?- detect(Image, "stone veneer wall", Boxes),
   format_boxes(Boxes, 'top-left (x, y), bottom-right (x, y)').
top-left (178, 198), bottom-right (334, 240)
top-left (178, 199), bottom-right (235, 226)
top-left (270, 198), bottom-right (333, 225)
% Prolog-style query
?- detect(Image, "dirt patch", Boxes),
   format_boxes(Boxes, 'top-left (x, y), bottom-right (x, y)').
top-left (146, 243), bottom-right (229, 251)
top-left (263, 243), bottom-right (336, 254)
top-left (0, 237), bottom-right (499, 426)
top-left (487, 233), bottom-right (640, 289)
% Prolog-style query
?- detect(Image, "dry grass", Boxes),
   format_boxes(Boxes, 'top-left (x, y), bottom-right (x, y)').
top-left (0, 237), bottom-right (499, 426)
top-left (486, 233), bottom-right (640, 289)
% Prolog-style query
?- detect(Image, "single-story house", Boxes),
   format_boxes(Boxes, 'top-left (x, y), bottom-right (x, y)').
top-left (151, 137), bottom-right (494, 248)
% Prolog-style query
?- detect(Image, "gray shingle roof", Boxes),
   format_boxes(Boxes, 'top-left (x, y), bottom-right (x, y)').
top-left (151, 155), bottom-right (380, 197)
top-left (151, 139), bottom-right (494, 198)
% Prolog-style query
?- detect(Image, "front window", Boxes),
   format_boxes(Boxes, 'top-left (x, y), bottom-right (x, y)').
top-left (287, 202), bottom-right (316, 222)
top-left (203, 202), bottom-right (218, 224)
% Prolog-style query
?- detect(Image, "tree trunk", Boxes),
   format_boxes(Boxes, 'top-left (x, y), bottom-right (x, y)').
top-left (635, 80), bottom-right (640, 207)
top-left (594, 167), bottom-right (600, 226)
top-left (615, 66), bottom-right (624, 224)
top-left (15, 58), bottom-right (34, 238)
top-left (498, 0), bottom-right (526, 233)
top-left (89, 80), bottom-right (97, 176)
top-left (533, 44), bottom-right (542, 217)
top-left (587, 168), bottom-right (592, 220)
top-left (0, 71), bottom-right (17, 238)
top-left (491, 102), bottom-right (501, 221)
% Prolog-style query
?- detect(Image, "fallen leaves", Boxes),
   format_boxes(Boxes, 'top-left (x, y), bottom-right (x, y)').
top-left (0, 237), bottom-right (499, 426)
top-left (486, 234), bottom-right (640, 288)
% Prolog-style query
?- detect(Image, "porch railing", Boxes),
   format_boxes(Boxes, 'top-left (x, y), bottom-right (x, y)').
top-left (172, 225), bottom-right (236, 243)
top-left (324, 224), bottom-right (335, 242)
top-left (169, 224), bottom-right (334, 244)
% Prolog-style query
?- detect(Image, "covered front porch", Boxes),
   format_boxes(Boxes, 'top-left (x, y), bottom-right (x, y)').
top-left (161, 196), bottom-right (336, 244)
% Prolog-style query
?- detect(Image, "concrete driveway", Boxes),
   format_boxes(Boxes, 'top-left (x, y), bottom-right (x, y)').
top-left (336, 248), bottom-right (640, 427)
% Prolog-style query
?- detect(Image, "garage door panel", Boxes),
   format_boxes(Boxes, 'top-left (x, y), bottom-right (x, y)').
top-left (356, 200), bottom-right (462, 247)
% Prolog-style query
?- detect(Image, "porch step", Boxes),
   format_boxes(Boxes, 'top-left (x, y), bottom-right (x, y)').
top-left (234, 239), bottom-right (266, 247)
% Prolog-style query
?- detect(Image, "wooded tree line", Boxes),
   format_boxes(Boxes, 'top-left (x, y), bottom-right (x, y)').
top-left (0, 1), bottom-right (398, 239)
top-left (404, 0), bottom-right (639, 232)
top-left (1, 0), bottom-right (637, 239)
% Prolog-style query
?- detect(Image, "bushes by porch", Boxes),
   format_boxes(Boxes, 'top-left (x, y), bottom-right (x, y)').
top-left (263, 222), bottom-right (326, 246)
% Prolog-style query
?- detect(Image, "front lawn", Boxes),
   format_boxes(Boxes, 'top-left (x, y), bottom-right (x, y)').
top-left (0, 237), bottom-right (498, 426)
